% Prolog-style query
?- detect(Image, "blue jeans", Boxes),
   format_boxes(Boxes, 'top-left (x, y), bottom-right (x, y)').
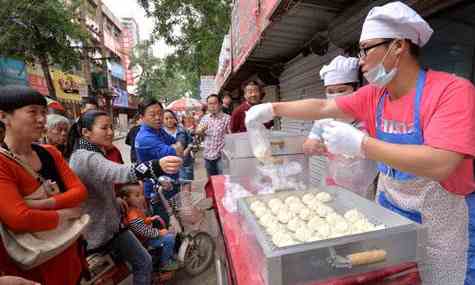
top-left (205, 157), bottom-right (223, 177)
top-left (179, 164), bottom-right (194, 181)
top-left (148, 233), bottom-right (176, 266)
top-left (111, 230), bottom-right (153, 285)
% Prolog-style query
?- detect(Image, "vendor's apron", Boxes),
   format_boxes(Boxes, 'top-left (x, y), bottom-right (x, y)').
top-left (375, 70), bottom-right (475, 285)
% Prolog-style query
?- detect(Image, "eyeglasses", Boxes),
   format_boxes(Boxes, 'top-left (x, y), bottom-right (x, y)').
top-left (358, 40), bottom-right (393, 59)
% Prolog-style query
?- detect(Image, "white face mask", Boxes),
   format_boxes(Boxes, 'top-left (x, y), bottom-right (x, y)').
top-left (364, 41), bottom-right (399, 87)
top-left (326, 90), bottom-right (353, 100)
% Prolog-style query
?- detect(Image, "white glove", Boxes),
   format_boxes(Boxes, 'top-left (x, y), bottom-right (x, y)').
top-left (322, 121), bottom-right (366, 157)
top-left (308, 119), bottom-right (334, 139)
top-left (245, 103), bottom-right (274, 128)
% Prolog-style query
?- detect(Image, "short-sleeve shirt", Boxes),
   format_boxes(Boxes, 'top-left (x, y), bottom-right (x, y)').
top-left (336, 70), bottom-right (475, 195)
top-left (198, 112), bottom-right (230, 160)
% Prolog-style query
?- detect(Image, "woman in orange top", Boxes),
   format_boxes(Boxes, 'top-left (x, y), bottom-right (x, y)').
top-left (0, 86), bottom-right (88, 285)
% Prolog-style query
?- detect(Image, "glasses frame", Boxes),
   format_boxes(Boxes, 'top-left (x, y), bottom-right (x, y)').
top-left (358, 40), bottom-right (393, 59)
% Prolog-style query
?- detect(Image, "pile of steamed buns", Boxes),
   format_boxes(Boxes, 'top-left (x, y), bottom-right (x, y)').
top-left (249, 192), bottom-right (385, 247)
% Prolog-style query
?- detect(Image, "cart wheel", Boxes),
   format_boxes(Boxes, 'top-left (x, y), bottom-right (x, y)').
top-left (184, 232), bottom-right (215, 276)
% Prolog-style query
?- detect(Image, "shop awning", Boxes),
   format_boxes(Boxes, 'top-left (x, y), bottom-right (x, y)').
top-left (222, 0), bottom-right (464, 92)
top-left (222, 0), bottom-right (352, 92)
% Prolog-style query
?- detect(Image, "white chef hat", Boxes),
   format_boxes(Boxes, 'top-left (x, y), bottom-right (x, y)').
top-left (319, 55), bottom-right (359, 86)
top-left (360, 1), bottom-right (433, 47)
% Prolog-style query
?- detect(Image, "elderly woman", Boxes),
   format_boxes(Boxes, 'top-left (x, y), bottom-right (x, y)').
top-left (43, 114), bottom-right (70, 156)
top-left (0, 86), bottom-right (87, 285)
top-left (68, 110), bottom-right (182, 285)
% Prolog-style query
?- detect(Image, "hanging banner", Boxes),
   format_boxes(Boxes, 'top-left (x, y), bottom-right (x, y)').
top-left (0, 57), bottom-right (27, 86)
top-left (113, 87), bottom-right (129, 108)
top-left (50, 69), bottom-right (86, 103)
top-left (200, 76), bottom-right (216, 102)
top-left (215, 34), bottom-right (232, 92)
top-left (26, 64), bottom-right (49, 95)
top-left (108, 60), bottom-right (125, 80)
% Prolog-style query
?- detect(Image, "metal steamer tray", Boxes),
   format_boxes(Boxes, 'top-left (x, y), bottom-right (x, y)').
top-left (237, 186), bottom-right (427, 285)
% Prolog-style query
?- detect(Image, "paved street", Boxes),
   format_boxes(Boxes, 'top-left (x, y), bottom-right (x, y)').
top-left (114, 137), bottom-right (218, 285)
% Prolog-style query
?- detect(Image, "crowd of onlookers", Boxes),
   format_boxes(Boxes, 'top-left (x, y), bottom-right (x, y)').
top-left (0, 81), bottom-right (272, 285)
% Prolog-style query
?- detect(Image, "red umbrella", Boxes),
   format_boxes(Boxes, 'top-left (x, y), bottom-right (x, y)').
top-left (45, 97), bottom-right (65, 112)
top-left (167, 97), bottom-right (203, 112)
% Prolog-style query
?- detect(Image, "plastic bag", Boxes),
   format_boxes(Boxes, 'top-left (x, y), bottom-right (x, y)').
top-left (257, 161), bottom-right (305, 192)
top-left (327, 154), bottom-right (378, 199)
top-left (247, 124), bottom-right (272, 164)
top-left (222, 183), bottom-right (252, 213)
top-left (173, 191), bottom-right (204, 227)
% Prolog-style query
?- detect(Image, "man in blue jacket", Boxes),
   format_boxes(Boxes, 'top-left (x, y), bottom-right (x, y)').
top-left (135, 98), bottom-right (184, 223)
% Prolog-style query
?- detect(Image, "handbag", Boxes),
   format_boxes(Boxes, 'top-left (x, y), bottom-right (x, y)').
top-left (0, 147), bottom-right (90, 270)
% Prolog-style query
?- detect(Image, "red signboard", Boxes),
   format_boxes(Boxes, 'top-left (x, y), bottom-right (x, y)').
top-left (231, 0), bottom-right (280, 72)
top-left (27, 64), bottom-right (49, 96)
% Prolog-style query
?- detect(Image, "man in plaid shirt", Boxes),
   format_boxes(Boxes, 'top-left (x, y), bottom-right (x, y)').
top-left (196, 94), bottom-right (230, 176)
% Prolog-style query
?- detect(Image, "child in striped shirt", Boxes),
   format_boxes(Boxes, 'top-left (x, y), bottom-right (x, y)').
top-left (119, 183), bottom-right (178, 271)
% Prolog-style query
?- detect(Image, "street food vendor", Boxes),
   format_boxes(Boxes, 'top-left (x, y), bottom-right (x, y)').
top-left (245, 2), bottom-right (475, 284)
top-left (305, 55), bottom-right (377, 199)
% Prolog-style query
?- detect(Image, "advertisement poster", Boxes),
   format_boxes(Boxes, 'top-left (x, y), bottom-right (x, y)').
top-left (50, 69), bottom-right (86, 102)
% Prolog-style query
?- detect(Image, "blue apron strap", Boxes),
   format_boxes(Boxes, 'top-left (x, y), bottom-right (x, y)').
top-left (375, 91), bottom-right (386, 131)
top-left (464, 192), bottom-right (475, 284)
top-left (378, 192), bottom-right (422, 224)
top-left (376, 92), bottom-right (389, 174)
top-left (376, 69), bottom-right (426, 178)
top-left (412, 69), bottom-right (426, 137)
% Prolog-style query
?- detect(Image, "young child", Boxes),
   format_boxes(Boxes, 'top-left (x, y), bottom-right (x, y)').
top-left (119, 183), bottom-right (178, 271)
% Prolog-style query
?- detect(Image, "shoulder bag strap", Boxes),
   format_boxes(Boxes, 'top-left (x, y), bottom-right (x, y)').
top-left (0, 147), bottom-right (44, 183)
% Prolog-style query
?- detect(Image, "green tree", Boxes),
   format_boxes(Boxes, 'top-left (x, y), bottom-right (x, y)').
top-left (0, 0), bottom-right (86, 98)
top-left (138, 0), bottom-right (232, 97)
top-left (130, 40), bottom-right (192, 103)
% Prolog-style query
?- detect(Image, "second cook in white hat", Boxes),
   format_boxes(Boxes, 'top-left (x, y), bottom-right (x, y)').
top-left (304, 55), bottom-right (377, 200)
